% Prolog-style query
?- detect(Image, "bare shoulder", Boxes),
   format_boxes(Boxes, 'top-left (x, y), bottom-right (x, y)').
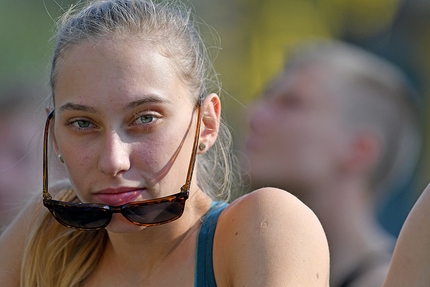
top-left (213, 187), bottom-right (330, 287)
top-left (383, 183), bottom-right (430, 287)
top-left (0, 181), bottom-right (70, 286)
top-left (221, 187), bottom-right (326, 230)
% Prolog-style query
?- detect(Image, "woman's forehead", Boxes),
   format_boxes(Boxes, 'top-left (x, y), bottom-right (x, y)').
top-left (54, 39), bottom-right (193, 107)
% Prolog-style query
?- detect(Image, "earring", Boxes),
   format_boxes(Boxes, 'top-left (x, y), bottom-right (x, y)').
top-left (199, 143), bottom-right (206, 151)
top-left (58, 155), bottom-right (64, 164)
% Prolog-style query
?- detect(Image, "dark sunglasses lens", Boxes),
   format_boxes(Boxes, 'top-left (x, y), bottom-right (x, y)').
top-left (49, 205), bottom-right (111, 229)
top-left (123, 201), bottom-right (184, 225)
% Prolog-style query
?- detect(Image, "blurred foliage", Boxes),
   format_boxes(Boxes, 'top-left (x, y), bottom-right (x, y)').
top-left (192, 0), bottom-right (409, 104)
top-left (247, 0), bottom-right (402, 96)
top-left (0, 0), bottom-right (76, 88)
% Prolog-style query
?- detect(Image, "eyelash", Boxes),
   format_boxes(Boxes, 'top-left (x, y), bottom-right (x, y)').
top-left (67, 118), bottom-right (97, 132)
top-left (134, 111), bottom-right (163, 130)
top-left (65, 110), bottom-right (161, 132)
top-left (133, 112), bottom-right (158, 126)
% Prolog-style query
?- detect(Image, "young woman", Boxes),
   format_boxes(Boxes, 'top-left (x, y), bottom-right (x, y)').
top-left (0, 1), bottom-right (330, 286)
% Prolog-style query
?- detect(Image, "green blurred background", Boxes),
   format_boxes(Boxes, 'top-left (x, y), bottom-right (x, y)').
top-left (1, 0), bottom-right (429, 236)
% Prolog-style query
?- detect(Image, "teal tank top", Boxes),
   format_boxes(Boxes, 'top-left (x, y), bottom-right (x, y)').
top-left (194, 201), bottom-right (228, 287)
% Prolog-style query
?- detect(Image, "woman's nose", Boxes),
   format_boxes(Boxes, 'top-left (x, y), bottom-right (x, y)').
top-left (98, 131), bottom-right (131, 177)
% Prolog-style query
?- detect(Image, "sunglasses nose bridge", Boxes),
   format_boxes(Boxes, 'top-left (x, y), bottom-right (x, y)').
top-left (109, 205), bottom-right (124, 213)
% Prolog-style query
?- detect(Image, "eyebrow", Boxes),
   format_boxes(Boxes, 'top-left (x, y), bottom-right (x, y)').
top-left (124, 95), bottom-right (172, 110)
top-left (58, 102), bottom-right (97, 113)
top-left (57, 95), bottom-right (172, 114)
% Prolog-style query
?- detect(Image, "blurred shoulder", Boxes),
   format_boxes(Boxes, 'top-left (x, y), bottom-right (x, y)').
top-left (383, 183), bottom-right (430, 287)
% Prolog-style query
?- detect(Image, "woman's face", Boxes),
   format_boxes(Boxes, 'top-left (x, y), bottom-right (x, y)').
top-left (52, 39), bottom-right (198, 232)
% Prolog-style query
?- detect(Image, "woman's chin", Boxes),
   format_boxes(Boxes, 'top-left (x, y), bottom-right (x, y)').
top-left (105, 214), bottom-right (148, 233)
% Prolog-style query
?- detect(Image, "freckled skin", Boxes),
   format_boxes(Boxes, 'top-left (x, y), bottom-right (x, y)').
top-left (52, 39), bottom-right (198, 233)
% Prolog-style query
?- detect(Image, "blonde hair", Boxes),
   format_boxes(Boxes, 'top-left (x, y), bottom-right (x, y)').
top-left (22, 189), bottom-right (107, 286)
top-left (22, 0), bottom-right (239, 285)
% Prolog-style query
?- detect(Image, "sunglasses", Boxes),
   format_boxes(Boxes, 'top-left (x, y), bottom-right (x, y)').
top-left (43, 101), bottom-right (201, 230)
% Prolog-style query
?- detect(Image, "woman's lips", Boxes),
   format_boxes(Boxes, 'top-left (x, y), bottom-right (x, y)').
top-left (93, 189), bottom-right (143, 206)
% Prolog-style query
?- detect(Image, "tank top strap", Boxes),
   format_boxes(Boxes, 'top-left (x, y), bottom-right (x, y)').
top-left (194, 201), bottom-right (228, 287)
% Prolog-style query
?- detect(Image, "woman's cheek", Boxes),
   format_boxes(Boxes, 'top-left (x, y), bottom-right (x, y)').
top-left (64, 147), bottom-right (96, 182)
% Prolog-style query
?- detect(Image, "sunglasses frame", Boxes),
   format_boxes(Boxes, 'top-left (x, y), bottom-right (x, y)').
top-left (43, 99), bottom-right (202, 230)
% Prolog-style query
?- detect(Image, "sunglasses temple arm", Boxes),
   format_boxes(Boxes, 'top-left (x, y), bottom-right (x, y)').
top-left (181, 100), bottom-right (202, 193)
top-left (43, 110), bottom-right (55, 200)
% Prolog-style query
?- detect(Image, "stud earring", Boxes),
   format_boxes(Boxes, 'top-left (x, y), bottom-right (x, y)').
top-left (199, 143), bottom-right (206, 151)
top-left (58, 155), bottom-right (64, 164)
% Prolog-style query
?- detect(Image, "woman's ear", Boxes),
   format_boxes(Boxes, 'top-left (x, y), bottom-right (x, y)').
top-left (198, 93), bottom-right (221, 153)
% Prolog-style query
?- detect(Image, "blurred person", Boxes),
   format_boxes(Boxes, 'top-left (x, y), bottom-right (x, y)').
top-left (245, 40), bottom-right (422, 287)
top-left (0, 86), bottom-right (44, 229)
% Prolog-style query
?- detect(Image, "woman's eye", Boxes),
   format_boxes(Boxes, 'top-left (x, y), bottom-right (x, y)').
top-left (71, 120), bottom-right (92, 129)
top-left (135, 114), bottom-right (155, 124)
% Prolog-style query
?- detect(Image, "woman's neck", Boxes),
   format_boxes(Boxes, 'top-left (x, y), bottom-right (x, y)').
top-left (85, 190), bottom-right (213, 285)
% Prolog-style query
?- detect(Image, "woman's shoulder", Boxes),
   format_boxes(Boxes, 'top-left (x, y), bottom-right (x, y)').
top-left (221, 187), bottom-right (324, 231)
top-left (228, 186), bottom-right (314, 213)
top-left (213, 187), bottom-right (330, 286)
